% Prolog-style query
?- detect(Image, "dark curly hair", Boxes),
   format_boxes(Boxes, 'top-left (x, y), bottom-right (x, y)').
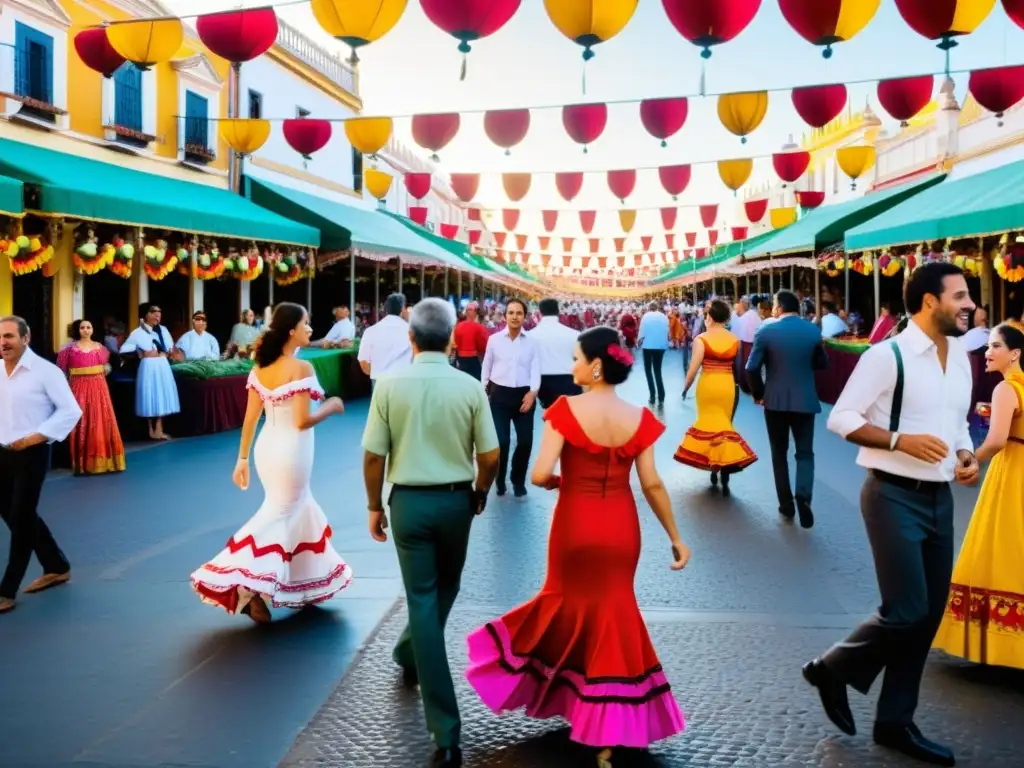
top-left (994, 322), bottom-right (1024, 354)
top-left (579, 326), bottom-right (633, 386)
top-left (253, 302), bottom-right (306, 368)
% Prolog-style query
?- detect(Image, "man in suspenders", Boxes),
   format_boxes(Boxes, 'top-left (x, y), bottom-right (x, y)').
top-left (802, 263), bottom-right (978, 767)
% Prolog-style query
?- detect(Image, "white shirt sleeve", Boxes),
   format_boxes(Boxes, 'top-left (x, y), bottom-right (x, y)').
top-left (529, 342), bottom-right (541, 393)
top-left (357, 329), bottom-right (373, 363)
top-left (120, 328), bottom-right (148, 354)
top-left (481, 339), bottom-right (495, 388)
top-left (826, 345), bottom-right (895, 438)
top-left (38, 363), bottom-right (83, 442)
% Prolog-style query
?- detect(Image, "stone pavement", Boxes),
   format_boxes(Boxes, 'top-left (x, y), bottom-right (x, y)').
top-left (281, 350), bottom-right (1024, 768)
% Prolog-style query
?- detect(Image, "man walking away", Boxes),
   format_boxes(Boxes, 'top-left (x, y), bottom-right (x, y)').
top-left (638, 301), bottom-right (669, 406)
top-left (803, 263), bottom-right (978, 767)
top-left (451, 302), bottom-right (489, 380)
top-left (362, 298), bottom-right (499, 768)
top-left (733, 297), bottom-right (762, 394)
top-left (482, 298), bottom-right (540, 498)
top-left (358, 293), bottom-right (412, 389)
top-left (530, 298), bottom-right (581, 408)
top-left (745, 290), bottom-right (828, 528)
top-left (0, 316), bottom-right (81, 614)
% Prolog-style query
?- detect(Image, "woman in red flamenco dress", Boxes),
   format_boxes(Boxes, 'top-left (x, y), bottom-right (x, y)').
top-left (466, 326), bottom-right (690, 768)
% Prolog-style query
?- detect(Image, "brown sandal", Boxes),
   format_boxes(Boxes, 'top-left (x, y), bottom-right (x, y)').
top-left (24, 572), bottom-right (71, 594)
top-left (246, 596), bottom-right (271, 624)
top-left (0, 597), bottom-right (15, 614)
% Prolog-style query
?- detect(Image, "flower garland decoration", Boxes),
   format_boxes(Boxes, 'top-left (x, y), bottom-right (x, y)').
top-left (193, 243), bottom-right (225, 280)
top-left (272, 249), bottom-right (312, 286)
top-left (73, 229), bottom-right (115, 275)
top-left (817, 254), bottom-right (845, 277)
top-left (951, 254), bottom-right (982, 278)
top-left (2, 234), bottom-right (54, 276)
top-left (878, 253), bottom-right (905, 278)
top-left (109, 235), bottom-right (135, 279)
top-left (142, 239), bottom-right (177, 281)
top-left (994, 235), bottom-right (1024, 283)
top-left (850, 256), bottom-right (873, 277)
top-left (225, 245), bottom-right (264, 281)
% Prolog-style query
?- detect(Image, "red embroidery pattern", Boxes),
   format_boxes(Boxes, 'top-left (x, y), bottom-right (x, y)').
top-left (946, 583), bottom-right (1024, 633)
top-left (673, 428), bottom-right (757, 472)
top-left (246, 383), bottom-right (325, 404)
top-left (193, 562), bottom-right (352, 612)
top-left (225, 526), bottom-right (333, 562)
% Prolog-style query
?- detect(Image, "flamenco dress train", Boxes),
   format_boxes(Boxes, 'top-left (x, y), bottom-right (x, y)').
top-left (190, 373), bottom-right (352, 613)
top-left (933, 373), bottom-right (1024, 668)
top-left (466, 396), bottom-right (685, 748)
top-left (674, 332), bottom-right (757, 473)
top-left (56, 345), bottom-right (126, 475)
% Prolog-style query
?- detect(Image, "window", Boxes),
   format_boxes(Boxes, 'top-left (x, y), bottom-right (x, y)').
top-left (14, 22), bottom-right (54, 118)
top-left (248, 90), bottom-right (262, 119)
top-left (296, 106), bottom-right (310, 118)
top-left (352, 146), bottom-right (363, 194)
top-left (184, 90), bottom-right (212, 162)
top-left (113, 64), bottom-right (144, 140)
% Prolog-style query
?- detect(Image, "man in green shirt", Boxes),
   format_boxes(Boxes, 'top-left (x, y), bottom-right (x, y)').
top-left (362, 298), bottom-right (499, 768)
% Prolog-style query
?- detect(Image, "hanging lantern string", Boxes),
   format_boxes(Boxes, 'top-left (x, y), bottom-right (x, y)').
top-left (92, 1), bottom-right (311, 25)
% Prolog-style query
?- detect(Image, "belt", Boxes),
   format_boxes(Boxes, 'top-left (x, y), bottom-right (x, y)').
top-left (70, 365), bottom-right (105, 376)
top-left (871, 469), bottom-right (946, 493)
top-left (392, 481), bottom-right (473, 493)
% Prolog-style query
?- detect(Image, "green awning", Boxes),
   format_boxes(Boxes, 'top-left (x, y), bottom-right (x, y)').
top-left (746, 173), bottom-right (946, 258)
top-left (0, 174), bottom-right (24, 217)
top-left (0, 138), bottom-right (317, 246)
top-left (846, 162), bottom-right (1024, 251)
top-left (380, 210), bottom-right (491, 274)
top-left (656, 231), bottom-right (778, 282)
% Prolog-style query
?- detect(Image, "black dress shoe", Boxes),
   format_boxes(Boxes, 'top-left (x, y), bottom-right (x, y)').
top-left (779, 501), bottom-right (796, 519)
top-left (401, 666), bottom-right (418, 688)
top-left (710, 471), bottom-right (719, 487)
top-left (797, 500), bottom-right (814, 529)
top-left (431, 746), bottom-right (462, 767)
top-left (495, 483), bottom-right (507, 497)
top-left (513, 485), bottom-right (527, 498)
top-left (874, 723), bottom-right (955, 766)
top-left (802, 659), bottom-right (856, 735)
top-left (720, 473), bottom-right (731, 497)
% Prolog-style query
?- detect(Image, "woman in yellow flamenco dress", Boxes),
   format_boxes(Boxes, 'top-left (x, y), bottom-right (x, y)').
top-left (934, 323), bottom-right (1024, 668)
top-left (674, 300), bottom-right (757, 496)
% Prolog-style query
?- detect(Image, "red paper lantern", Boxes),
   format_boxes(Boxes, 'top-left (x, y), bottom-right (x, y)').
top-left (409, 206), bottom-right (428, 226)
top-left (420, 0), bottom-right (522, 76)
top-left (639, 97), bottom-right (689, 147)
top-left (196, 8), bottom-right (278, 66)
top-left (562, 237), bottom-right (575, 252)
top-left (685, 232), bottom-right (697, 247)
top-left (74, 28), bottom-right (126, 78)
top-left (641, 236), bottom-right (653, 251)
top-left (894, 0), bottom-right (995, 48)
top-left (543, 210), bottom-right (559, 232)
top-left (731, 226), bottom-right (748, 241)
top-left (778, 0), bottom-right (878, 58)
top-left (502, 209), bottom-right (520, 231)
top-left (494, 232), bottom-right (508, 248)
top-left (283, 118), bottom-right (332, 160)
top-left (449, 173), bottom-right (479, 203)
top-left (404, 172), bottom-right (431, 200)
top-left (467, 229), bottom-right (482, 246)
top-left (502, 173), bottom-right (531, 202)
top-left (440, 223), bottom-right (459, 239)
top-left (467, 207), bottom-right (481, 221)
top-left (708, 230), bottom-right (719, 247)
top-left (555, 171), bottom-right (584, 202)
top-left (538, 236), bottom-right (550, 251)
top-left (562, 103), bottom-right (607, 153)
top-left (968, 65), bottom-right (1024, 126)
top-left (589, 238), bottom-right (601, 254)
top-left (658, 165), bottom-right (691, 200)
top-left (661, 0), bottom-right (762, 58)
top-left (661, 207), bottom-right (678, 230)
top-left (772, 150), bottom-right (810, 185)
top-left (699, 204), bottom-right (718, 228)
top-left (483, 109), bottom-right (530, 155)
top-left (877, 75), bottom-right (934, 126)
top-left (797, 190), bottom-right (825, 209)
top-left (791, 83), bottom-right (847, 128)
top-left (411, 113), bottom-right (460, 162)
top-left (607, 169), bottom-right (636, 204)
top-left (516, 234), bottom-right (528, 251)
top-left (744, 198), bottom-right (768, 223)
top-left (1006, 0), bottom-right (1024, 31)
top-left (579, 210), bottom-right (596, 234)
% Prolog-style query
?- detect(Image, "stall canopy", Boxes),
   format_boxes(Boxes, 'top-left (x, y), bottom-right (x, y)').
top-left (745, 172), bottom-right (946, 258)
top-left (0, 174), bottom-right (24, 217)
top-left (0, 139), bottom-right (317, 245)
top-left (657, 230), bottom-right (782, 283)
top-left (846, 161), bottom-right (1024, 251)
top-left (381, 210), bottom-right (491, 276)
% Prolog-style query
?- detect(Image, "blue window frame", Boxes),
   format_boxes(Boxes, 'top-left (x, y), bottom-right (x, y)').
top-left (113, 64), bottom-right (143, 133)
top-left (14, 22), bottom-right (54, 106)
top-left (184, 90), bottom-right (210, 156)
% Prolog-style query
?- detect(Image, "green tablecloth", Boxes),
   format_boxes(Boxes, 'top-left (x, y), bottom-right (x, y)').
top-left (823, 338), bottom-right (870, 354)
top-left (172, 358), bottom-right (254, 380)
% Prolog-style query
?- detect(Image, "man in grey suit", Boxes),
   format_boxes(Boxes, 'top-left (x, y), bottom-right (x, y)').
top-left (745, 290), bottom-right (828, 529)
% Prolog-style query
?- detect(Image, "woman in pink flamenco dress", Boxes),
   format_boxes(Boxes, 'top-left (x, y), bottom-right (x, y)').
top-left (466, 326), bottom-right (691, 767)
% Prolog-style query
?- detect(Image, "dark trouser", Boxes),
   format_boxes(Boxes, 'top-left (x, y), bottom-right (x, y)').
top-left (538, 374), bottom-right (581, 409)
top-left (455, 356), bottom-right (482, 380)
top-left (642, 348), bottom-right (666, 403)
top-left (489, 384), bottom-right (535, 490)
top-left (822, 473), bottom-right (954, 726)
top-left (763, 411), bottom-right (816, 506)
top-left (0, 444), bottom-right (70, 599)
top-left (682, 341), bottom-right (691, 374)
top-left (737, 342), bottom-right (753, 394)
top-left (390, 484), bottom-right (475, 749)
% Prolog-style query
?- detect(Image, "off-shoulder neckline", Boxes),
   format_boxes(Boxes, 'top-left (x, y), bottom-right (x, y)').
top-left (544, 396), bottom-right (664, 457)
top-left (247, 372), bottom-right (321, 395)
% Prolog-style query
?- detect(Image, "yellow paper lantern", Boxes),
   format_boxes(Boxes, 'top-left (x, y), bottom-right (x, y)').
top-left (836, 145), bottom-right (876, 189)
top-left (311, 0), bottom-right (407, 63)
top-left (619, 209), bottom-right (637, 233)
top-left (107, 19), bottom-right (184, 70)
top-left (770, 207), bottom-right (797, 229)
top-left (543, 0), bottom-right (639, 59)
top-left (717, 158), bottom-right (753, 193)
top-left (364, 168), bottom-right (393, 201)
top-left (344, 117), bottom-right (393, 156)
top-left (717, 91), bottom-right (768, 143)
top-left (219, 119), bottom-right (270, 156)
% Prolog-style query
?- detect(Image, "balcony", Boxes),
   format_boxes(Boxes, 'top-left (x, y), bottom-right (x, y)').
top-left (0, 43), bottom-right (67, 128)
top-left (275, 19), bottom-right (357, 97)
top-left (182, 115), bottom-right (215, 163)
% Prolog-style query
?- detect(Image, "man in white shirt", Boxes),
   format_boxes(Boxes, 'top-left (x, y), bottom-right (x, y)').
top-left (358, 294), bottom-right (413, 388)
top-left (531, 298), bottom-right (581, 408)
top-left (0, 316), bottom-right (81, 614)
top-left (175, 311), bottom-right (221, 361)
top-left (732, 297), bottom-right (762, 394)
top-left (961, 306), bottom-right (989, 352)
top-left (314, 305), bottom-right (356, 348)
top-left (803, 263), bottom-right (977, 767)
top-left (819, 302), bottom-right (848, 338)
top-left (482, 298), bottom-right (541, 498)
top-left (638, 302), bottom-right (669, 406)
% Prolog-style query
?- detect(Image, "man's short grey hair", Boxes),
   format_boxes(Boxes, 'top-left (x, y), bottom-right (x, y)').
top-left (409, 298), bottom-right (456, 353)
top-left (384, 293), bottom-right (406, 316)
top-left (0, 315), bottom-right (29, 337)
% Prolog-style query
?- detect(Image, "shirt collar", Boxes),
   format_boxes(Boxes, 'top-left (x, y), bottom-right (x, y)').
top-left (539, 316), bottom-right (559, 324)
top-left (903, 319), bottom-right (937, 356)
top-left (502, 327), bottom-right (526, 339)
top-left (13, 346), bottom-right (36, 372)
top-left (414, 351), bottom-right (449, 365)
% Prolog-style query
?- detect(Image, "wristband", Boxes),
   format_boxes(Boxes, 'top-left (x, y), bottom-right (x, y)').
top-left (889, 432), bottom-right (900, 452)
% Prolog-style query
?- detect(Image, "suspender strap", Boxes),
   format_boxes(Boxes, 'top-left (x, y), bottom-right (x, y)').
top-left (890, 340), bottom-right (904, 433)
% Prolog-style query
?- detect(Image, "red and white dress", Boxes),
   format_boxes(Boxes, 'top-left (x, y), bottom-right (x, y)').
top-left (191, 373), bottom-right (352, 613)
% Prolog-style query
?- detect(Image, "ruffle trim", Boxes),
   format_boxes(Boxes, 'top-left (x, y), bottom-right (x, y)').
top-left (246, 373), bottom-right (325, 403)
top-left (191, 561), bottom-right (353, 612)
top-left (466, 620), bottom-right (685, 748)
top-left (225, 525), bottom-right (333, 562)
top-left (543, 395), bottom-right (665, 459)
top-left (673, 428), bottom-right (757, 472)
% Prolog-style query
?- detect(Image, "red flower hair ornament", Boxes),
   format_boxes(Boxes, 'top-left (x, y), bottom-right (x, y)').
top-left (607, 343), bottom-right (634, 366)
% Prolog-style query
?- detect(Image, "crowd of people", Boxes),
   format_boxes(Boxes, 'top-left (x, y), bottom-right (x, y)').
top-left (2, 260), bottom-right (1023, 767)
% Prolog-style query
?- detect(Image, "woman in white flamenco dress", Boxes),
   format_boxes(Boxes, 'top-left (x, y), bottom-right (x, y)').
top-left (191, 302), bottom-right (352, 623)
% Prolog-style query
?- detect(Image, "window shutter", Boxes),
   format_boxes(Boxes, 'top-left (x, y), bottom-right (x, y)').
top-left (185, 91), bottom-right (210, 149)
